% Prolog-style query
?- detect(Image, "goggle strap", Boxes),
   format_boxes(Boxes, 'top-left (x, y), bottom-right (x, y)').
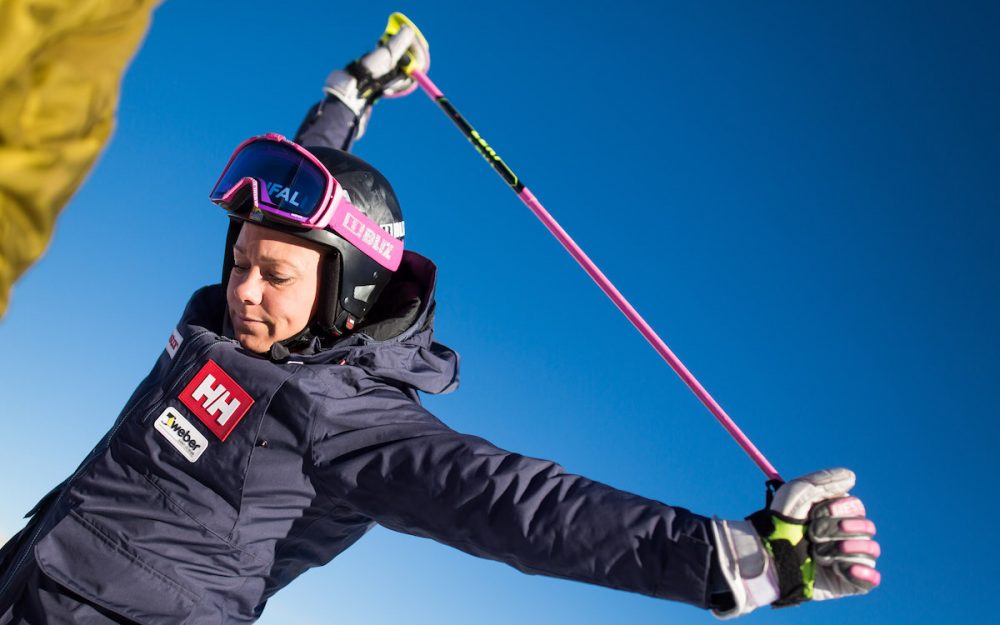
top-left (328, 198), bottom-right (403, 272)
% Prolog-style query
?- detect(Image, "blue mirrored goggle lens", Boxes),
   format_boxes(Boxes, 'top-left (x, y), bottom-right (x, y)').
top-left (210, 141), bottom-right (327, 218)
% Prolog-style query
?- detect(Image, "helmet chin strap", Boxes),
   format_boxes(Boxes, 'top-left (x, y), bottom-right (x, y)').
top-left (267, 325), bottom-right (317, 361)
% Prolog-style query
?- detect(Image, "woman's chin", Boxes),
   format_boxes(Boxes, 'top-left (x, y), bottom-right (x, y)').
top-left (236, 332), bottom-right (272, 354)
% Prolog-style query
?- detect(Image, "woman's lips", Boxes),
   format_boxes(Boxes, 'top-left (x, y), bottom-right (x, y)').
top-left (236, 315), bottom-right (267, 328)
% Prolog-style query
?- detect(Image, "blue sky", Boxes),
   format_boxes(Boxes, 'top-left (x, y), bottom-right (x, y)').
top-left (1, 1), bottom-right (998, 623)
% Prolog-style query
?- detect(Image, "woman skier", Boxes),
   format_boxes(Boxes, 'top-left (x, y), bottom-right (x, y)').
top-left (0, 23), bottom-right (879, 624)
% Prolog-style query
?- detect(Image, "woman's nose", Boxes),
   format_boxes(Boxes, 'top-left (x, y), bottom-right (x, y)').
top-left (232, 269), bottom-right (263, 304)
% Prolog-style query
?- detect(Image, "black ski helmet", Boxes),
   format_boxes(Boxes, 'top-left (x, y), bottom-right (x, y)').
top-left (221, 146), bottom-right (405, 337)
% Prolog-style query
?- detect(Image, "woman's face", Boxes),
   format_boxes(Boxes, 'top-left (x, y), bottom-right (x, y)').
top-left (226, 223), bottom-right (323, 353)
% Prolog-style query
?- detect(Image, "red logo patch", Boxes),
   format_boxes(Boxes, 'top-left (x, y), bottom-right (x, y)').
top-left (180, 360), bottom-right (254, 441)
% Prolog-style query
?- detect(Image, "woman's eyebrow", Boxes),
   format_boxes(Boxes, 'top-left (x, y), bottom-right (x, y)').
top-left (259, 255), bottom-right (299, 267)
top-left (232, 245), bottom-right (299, 269)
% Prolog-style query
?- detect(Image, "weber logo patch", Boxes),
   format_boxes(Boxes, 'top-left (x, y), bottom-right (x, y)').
top-left (154, 407), bottom-right (208, 463)
top-left (180, 360), bottom-right (253, 441)
top-left (166, 329), bottom-right (183, 359)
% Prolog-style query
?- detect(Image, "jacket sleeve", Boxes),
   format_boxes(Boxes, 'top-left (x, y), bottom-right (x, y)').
top-left (293, 95), bottom-right (362, 152)
top-left (309, 384), bottom-right (718, 609)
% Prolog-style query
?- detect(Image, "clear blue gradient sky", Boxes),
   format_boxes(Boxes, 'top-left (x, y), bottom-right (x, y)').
top-left (1, 1), bottom-right (997, 623)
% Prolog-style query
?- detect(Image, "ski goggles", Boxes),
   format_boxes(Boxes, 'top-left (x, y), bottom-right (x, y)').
top-left (209, 133), bottom-right (403, 271)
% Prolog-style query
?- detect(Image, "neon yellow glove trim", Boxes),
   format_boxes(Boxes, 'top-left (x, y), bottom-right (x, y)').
top-left (769, 517), bottom-right (815, 600)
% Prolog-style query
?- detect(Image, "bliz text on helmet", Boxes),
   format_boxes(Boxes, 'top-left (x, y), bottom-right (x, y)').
top-left (342, 213), bottom-right (395, 262)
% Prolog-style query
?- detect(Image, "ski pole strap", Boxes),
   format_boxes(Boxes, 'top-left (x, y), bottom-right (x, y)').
top-left (409, 66), bottom-right (781, 481)
top-left (764, 478), bottom-right (785, 507)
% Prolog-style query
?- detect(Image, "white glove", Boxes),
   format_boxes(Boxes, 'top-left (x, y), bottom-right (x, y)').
top-left (711, 468), bottom-right (880, 618)
top-left (324, 25), bottom-right (428, 115)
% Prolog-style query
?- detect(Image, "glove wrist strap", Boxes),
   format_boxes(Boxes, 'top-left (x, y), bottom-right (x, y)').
top-left (747, 510), bottom-right (812, 607)
top-left (346, 60), bottom-right (408, 103)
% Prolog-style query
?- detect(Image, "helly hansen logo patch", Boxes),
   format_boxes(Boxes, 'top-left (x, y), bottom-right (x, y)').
top-left (180, 360), bottom-right (254, 441)
top-left (154, 407), bottom-right (208, 463)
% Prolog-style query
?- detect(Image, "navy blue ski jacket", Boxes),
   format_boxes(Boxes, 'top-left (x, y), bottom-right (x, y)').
top-left (0, 97), bottom-right (723, 624)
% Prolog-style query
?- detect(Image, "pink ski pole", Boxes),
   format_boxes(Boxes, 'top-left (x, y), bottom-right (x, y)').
top-left (409, 67), bottom-right (781, 482)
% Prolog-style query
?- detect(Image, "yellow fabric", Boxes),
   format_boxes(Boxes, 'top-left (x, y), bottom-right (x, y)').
top-left (0, 0), bottom-right (158, 317)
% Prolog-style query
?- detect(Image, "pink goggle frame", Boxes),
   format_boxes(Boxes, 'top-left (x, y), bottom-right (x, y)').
top-left (210, 133), bottom-right (403, 271)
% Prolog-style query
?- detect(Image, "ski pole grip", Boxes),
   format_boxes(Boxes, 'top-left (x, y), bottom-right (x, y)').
top-left (379, 12), bottom-right (431, 98)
